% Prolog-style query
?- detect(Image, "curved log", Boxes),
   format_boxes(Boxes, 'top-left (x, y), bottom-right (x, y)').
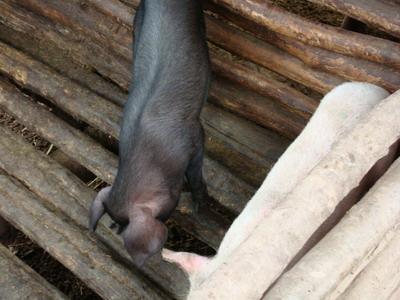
top-left (309, 0), bottom-right (400, 38)
top-left (209, 0), bottom-right (400, 68)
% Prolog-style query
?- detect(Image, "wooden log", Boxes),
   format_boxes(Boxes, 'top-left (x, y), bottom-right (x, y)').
top-left (206, 3), bottom-right (400, 93)
top-left (0, 78), bottom-right (118, 183)
top-left (0, 39), bottom-right (122, 139)
top-left (0, 40), bottom-right (287, 187)
top-left (87, 0), bottom-right (134, 27)
top-left (266, 158), bottom-right (400, 300)
top-left (202, 104), bottom-right (289, 187)
top-left (0, 173), bottom-right (169, 300)
top-left (0, 1), bottom-right (131, 90)
top-left (338, 229), bottom-right (400, 300)
top-left (210, 53), bottom-right (317, 117)
top-left (210, 77), bottom-right (307, 139)
top-left (0, 78), bottom-right (231, 250)
top-left (0, 125), bottom-right (190, 299)
top-left (0, 16), bottom-right (127, 106)
top-left (208, 0), bottom-right (400, 68)
top-left (0, 244), bottom-right (68, 300)
top-left (266, 32), bottom-right (400, 93)
top-left (309, 0), bottom-right (400, 38)
top-left (206, 16), bottom-right (344, 94)
top-left (188, 89), bottom-right (400, 299)
top-left (12, 0), bottom-right (132, 61)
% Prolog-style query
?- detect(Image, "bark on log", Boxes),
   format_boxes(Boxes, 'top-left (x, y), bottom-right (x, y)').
top-left (0, 244), bottom-right (68, 300)
top-left (206, 16), bottom-right (344, 94)
top-left (210, 53), bottom-right (318, 117)
top-left (0, 15), bottom-right (127, 105)
top-left (266, 158), bottom-right (400, 300)
top-left (0, 79), bottom-right (231, 250)
top-left (0, 1), bottom-right (131, 90)
top-left (12, 0), bottom-right (132, 61)
top-left (206, 3), bottom-right (400, 93)
top-left (210, 77), bottom-right (307, 139)
top-left (87, 0), bottom-right (134, 27)
top-left (202, 104), bottom-right (289, 187)
top-left (0, 77), bottom-right (118, 183)
top-left (309, 0), bottom-right (400, 38)
top-left (188, 89), bottom-right (400, 300)
top-left (0, 125), bottom-right (190, 299)
top-left (0, 39), bottom-right (122, 139)
top-left (0, 171), bottom-right (169, 300)
top-left (269, 35), bottom-right (400, 93)
top-left (338, 229), bottom-right (400, 300)
top-left (208, 0), bottom-right (400, 68)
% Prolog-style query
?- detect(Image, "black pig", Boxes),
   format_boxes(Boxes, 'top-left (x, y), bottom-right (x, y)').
top-left (89, 0), bottom-right (210, 267)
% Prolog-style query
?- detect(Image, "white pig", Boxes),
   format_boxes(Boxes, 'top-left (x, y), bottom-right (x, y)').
top-left (163, 82), bottom-right (390, 292)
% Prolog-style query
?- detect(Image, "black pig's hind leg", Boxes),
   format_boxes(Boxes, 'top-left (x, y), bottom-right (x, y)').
top-left (186, 126), bottom-right (209, 213)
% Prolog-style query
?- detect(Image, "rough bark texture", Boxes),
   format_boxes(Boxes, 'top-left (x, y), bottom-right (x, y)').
top-left (210, 77), bottom-right (307, 139)
top-left (0, 172), bottom-right (169, 300)
top-left (0, 244), bottom-right (68, 300)
top-left (202, 104), bottom-right (289, 187)
top-left (309, 0), bottom-right (400, 38)
top-left (206, 3), bottom-right (400, 93)
top-left (206, 16), bottom-right (344, 94)
top-left (188, 89), bottom-right (400, 299)
top-left (210, 52), bottom-right (318, 118)
top-left (0, 39), bottom-right (122, 139)
top-left (266, 158), bottom-right (400, 300)
top-left (13, 0), bottom-right (132, 61)
top-left (209, 0), bottom-right (400, 68)
top-left (0, 0), bottom-right (131, 90)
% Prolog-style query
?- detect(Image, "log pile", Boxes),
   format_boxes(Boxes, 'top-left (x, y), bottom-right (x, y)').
top-left (0, 0), bottom-right (399, 299)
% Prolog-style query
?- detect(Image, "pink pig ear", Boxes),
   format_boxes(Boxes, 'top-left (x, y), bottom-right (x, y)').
top-left (162, 249), bottom-right (210, 277)
top-left (89, 186), bottom-right (112, 232)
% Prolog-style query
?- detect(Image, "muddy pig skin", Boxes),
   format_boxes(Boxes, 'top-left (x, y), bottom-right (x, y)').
top-left (162, 82), bottom-right (391, 290)
top-left (89, 0), bottom-right (210, 267)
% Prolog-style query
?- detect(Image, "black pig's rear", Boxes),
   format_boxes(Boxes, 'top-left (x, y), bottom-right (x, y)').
top-left (89, 0), bottom-right (210, 267)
